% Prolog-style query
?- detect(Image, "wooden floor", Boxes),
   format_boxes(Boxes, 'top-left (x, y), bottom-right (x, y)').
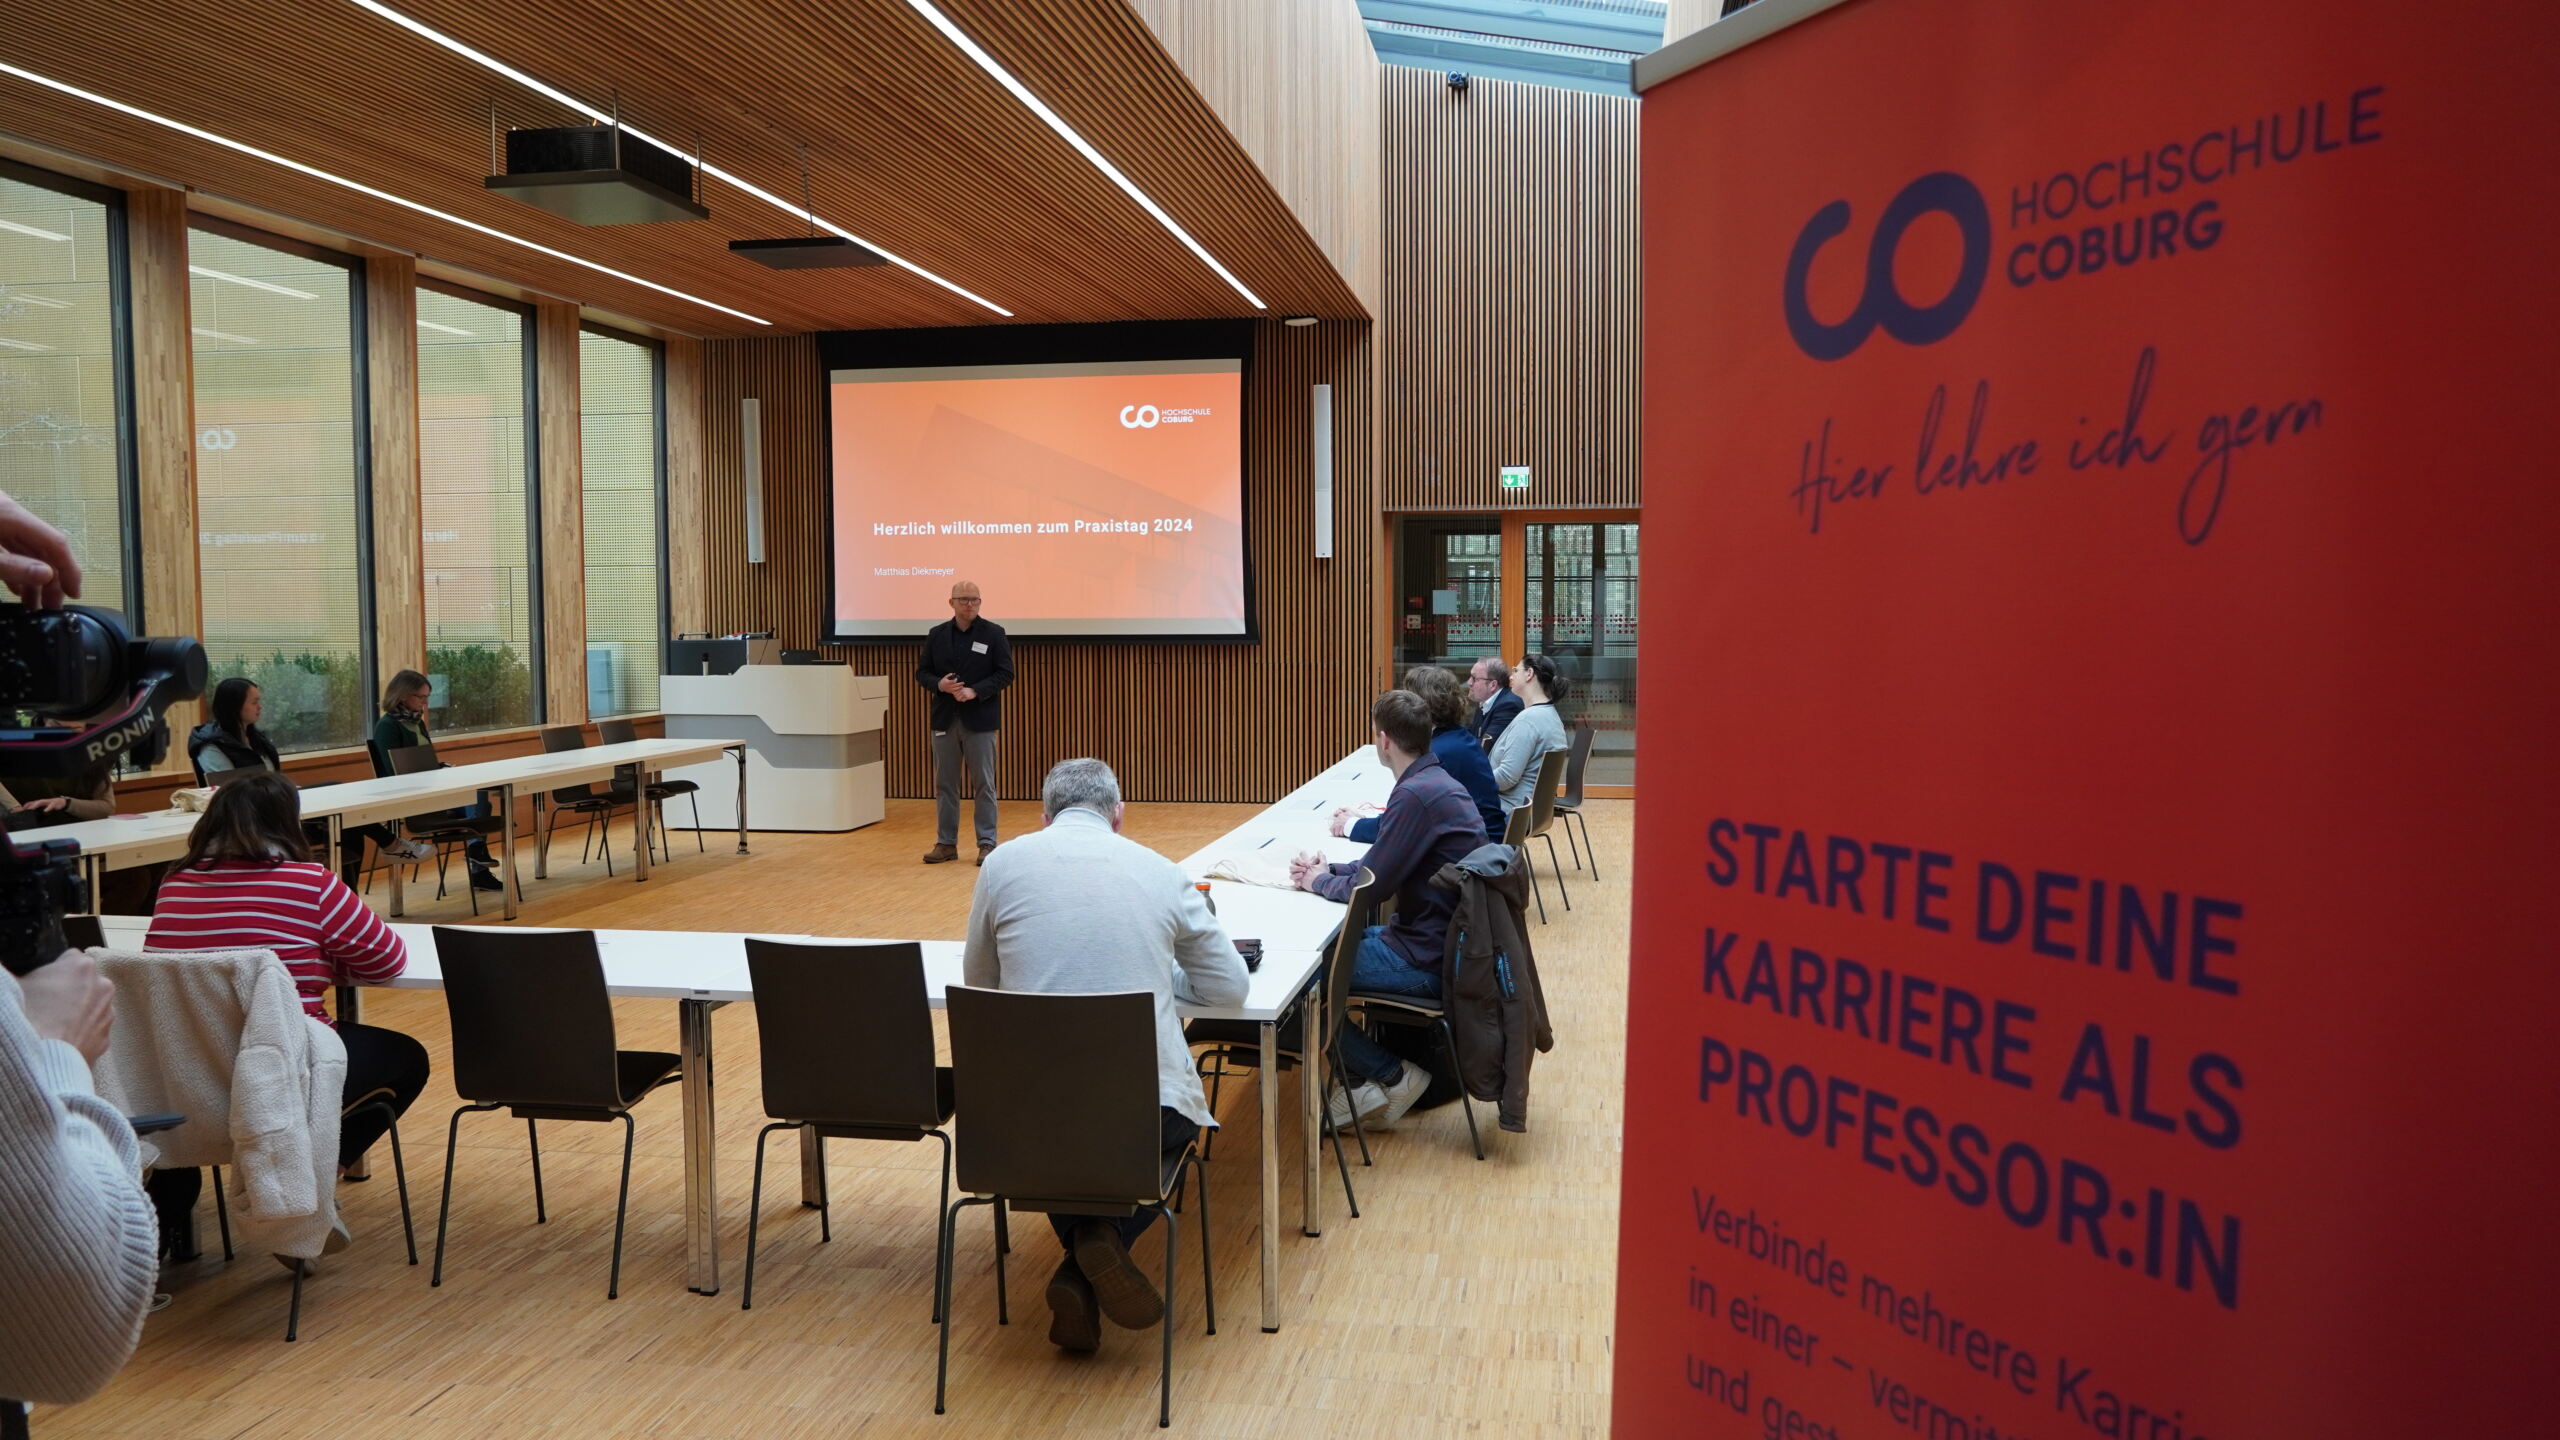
top-left (49, 798), bottom-right (1630, 1439)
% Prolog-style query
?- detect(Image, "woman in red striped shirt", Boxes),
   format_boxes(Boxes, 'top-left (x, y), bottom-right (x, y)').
top-left (145, 772), bottom-right (431, 1175)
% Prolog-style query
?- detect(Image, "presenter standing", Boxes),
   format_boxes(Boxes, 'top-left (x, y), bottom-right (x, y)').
top-left (917, 580), bottom-right (1013, 865)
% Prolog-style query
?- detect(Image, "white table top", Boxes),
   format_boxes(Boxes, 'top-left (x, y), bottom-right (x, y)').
top-left (52, 738), bottom-right (741, 871)
top-left (86, 745), bottom-right (1392, 1024)
top-left (92, 916), bottom-right (1325, 1025)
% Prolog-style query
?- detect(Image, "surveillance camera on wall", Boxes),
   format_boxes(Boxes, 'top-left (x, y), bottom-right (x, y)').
top-left (1447, 70), bottom-right (1470, 92)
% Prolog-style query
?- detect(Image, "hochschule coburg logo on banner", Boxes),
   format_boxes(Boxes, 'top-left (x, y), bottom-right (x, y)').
top-left (1782, 92), bottom-right (2384, 362)
top-left (1118, 403), bottom-right (1211, 428)
top-left (1782, 171), bottom-right (1991, 363)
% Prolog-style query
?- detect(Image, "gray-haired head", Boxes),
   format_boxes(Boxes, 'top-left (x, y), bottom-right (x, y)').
top-left (1041, 757), bottom-right (1122, 820)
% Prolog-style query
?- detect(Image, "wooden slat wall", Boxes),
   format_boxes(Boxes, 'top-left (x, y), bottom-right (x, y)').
top-left (1122, 0), bottom-right (1384, 315)
top-left (1664, 0), bottom-right (1721, 45)
top-left (1381, 67), bottom-right (1643, 511)
top-left (693, 322), bottom-right (1383, 804)
top-left (664, 336), bottom-right (709, 636)
top-left (365, 255), bottom-right (427, 678)
top-left (534, 302), bottom-right (586, 726)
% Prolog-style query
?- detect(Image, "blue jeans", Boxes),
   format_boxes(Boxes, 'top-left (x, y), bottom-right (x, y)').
top-left (1336, 925), bottom-right (1441, 1085)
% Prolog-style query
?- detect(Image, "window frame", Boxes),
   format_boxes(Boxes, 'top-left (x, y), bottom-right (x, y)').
top-left (416, 275), bottom-right (544, 728)
top-left (577, 321), bottom-right (667, 719)
top-left (0, 157), bottom-right (140, 618)
top-left (185, 215), bottom-right (376, 749)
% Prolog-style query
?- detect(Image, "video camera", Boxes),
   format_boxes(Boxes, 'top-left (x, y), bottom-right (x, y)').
top-left (0, 604), bottom-right (206, 976)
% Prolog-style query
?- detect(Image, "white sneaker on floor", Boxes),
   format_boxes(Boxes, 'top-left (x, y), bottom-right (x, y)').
top-left (386, 838), bottom-right (433, 861)
top-left (1373, 1062), bottom-right (1433, 1131)
top-left (1327, 1080), bottom-right (1388, 1130)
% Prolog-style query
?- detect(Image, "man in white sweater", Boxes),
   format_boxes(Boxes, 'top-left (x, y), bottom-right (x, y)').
top-left (1, 953), bottom-right (159, 1410)
top-left (963, 757), bottom-right (1247, 1354)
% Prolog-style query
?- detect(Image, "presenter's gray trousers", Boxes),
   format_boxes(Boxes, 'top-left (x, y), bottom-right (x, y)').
top-left (932, 726), bottom-right (999, 847)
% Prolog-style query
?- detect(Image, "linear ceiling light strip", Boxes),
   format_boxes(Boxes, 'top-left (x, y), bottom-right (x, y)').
top-left (343, 0), bottom-right (1013, 317)
top-left (898, 0), bottom-right (1265, 309)
top-left (0, 60), bottom-right (769, 326)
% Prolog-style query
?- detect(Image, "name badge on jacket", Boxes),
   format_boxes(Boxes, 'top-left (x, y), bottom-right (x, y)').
top-left (971, 641), bottom-right (988, 654)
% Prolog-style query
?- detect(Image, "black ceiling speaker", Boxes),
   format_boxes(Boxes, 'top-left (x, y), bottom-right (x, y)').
top-left (728, 235), bottom-right (887, 269)
top-left (485, 123), bottom-right (710, 225)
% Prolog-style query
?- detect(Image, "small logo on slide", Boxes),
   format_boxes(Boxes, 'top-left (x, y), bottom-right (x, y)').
top-left (1119, 404), bottom-right (1161, 428)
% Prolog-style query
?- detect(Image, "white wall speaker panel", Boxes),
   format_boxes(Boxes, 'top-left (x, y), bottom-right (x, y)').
top-left (741, 397), bottom-right (766, 564)
top-left (1311, 382), bottom-right (1334, 560)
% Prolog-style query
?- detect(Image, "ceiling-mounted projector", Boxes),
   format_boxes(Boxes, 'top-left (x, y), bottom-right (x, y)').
top-left (727, 235), bottom-right (888, 269)
top-left (485, 124), bottom-right (709, 225)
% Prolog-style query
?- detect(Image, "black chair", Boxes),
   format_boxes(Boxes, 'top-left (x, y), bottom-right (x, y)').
top-left (187, 1097), bottom-right (417, 1341)
top-left (378, 743), bottom-right (508, 913)
top-left (739, 939), bottom-right (968, 1315)
top-left (1553, 725), bottom-right (1599, 879)
top-left (597, 717), bottom-right (703, 859)
top-left (1500, 804), bottom-right (1549, 924)
top-left (1344, 911), bottom-right (1490, 1162)
top-left (428, 927), bottom-right (681, 1299)
top-left (1186, 868), bottom-right (1382, 1219)
top-left (538, 726), bottom-right (636, 876)
top-left (939, 987), bottom-right (1214, 1428)
top-left (1524, 748), bottom-right (1571, 913)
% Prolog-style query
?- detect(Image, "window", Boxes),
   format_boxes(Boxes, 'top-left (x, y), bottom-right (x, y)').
top-left (1525, 520), bottom-right (1636, 785)
top-left (0, 163), bottom-right (131, 612)
top-left (1393, 515), bottom-right (1502, 675)
top-left (579, 327), bottom-right (663, 718)
top-left (190, 224), bottom-right (369, 752)
top-left (418, 284), bottom-right (537, 732)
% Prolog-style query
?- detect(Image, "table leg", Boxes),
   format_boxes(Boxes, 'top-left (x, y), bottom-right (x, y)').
top-left (497, 787), bottom-right (518, 921)
top-left (78, 855), bottom-right (102, 915)
top-left (387, 820), bottom-right (407, 918)
top-left (732, 744), bottom-right (750, 855)
top-left (680, 998), bottom-right (722, 1294)
top-left (1302, 988), bottom-right (1323, 1239)
top-left (1260, 1016), bottom-right (1280, 1333)
top-left (634, 769), bottom-right (653, 883)
top-left (799, 1126), bottom-right (824, 1208)
top-left (534, 789), bottom-right (551, 881)
top-left (339, 980), bottom-right (369, 1180)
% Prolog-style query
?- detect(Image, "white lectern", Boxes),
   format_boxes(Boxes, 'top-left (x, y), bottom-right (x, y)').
top-left (660, 664), bottom-right (886, 831)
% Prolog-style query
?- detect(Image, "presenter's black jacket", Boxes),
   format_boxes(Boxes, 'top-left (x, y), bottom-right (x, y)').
top-left (917, 617), bottom-right (1014, 732)
top-left (1470, 689), bottom-right (1522, 752)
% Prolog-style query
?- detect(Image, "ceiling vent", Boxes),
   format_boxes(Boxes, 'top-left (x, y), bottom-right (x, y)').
top-left (485, 123), bottom-right (708, 225)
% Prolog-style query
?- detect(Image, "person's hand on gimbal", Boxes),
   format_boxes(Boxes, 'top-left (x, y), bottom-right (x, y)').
top-left (0, 490), bottom-right (82, 607)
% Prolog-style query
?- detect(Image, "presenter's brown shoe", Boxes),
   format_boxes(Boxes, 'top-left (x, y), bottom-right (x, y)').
top-left (922, 843), bottom-right (959, 864)
top-left (977, 842), bottom-right (998, 866)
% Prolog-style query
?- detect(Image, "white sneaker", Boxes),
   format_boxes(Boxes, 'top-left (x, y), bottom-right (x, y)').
top-left (387, 838), bottom-right (433, 861)
top-left (1327, 1080), bottom-right (1388, 1130)
top-left (1373, 1062), bottom-right (1433, 1131)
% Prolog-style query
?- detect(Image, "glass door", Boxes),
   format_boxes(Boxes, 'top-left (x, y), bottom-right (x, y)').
top-left (1523, 520), bottom-right (1637, 785)
top-left (1393, 515), bottom-right (1502, 681)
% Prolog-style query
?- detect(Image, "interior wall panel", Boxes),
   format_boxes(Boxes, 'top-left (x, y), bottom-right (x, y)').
top-left (535, 303), bottom-right (586, 725)
top-left (366, 254), bottom-right (426, 679)
top-left (1382, 67), bottom-right (1642, 511)
top-left (125, 184), bottom-right (200, 763)
top-left (664, 335), bottom-right (708, 636)
top-left (694, 323), bottom-right (1381, 803)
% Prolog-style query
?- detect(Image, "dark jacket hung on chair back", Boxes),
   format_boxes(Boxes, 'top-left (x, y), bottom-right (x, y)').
top-left (1436, 844), bottom-right (1553, 1132)
top-left (915, 618), bottom-right (1014, 732)
top-left (1309, 751), bottom-right (1485, 969)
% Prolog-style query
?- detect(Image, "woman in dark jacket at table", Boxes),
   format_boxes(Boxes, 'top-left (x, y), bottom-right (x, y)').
top-left (371, 669), bottom-right (502, 891)
top-left (189, 677), bottom-right (425, 884)
top-left (1333, 665), bottom-right (1507, 843)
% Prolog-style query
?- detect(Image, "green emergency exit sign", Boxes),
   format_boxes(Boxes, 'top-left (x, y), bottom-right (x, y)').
top-left (1499, 465), bottom-right (1531, 489)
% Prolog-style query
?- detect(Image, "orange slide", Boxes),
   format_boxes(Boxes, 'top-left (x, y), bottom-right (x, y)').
top-left (829, 364), bottom-right (1245, 638)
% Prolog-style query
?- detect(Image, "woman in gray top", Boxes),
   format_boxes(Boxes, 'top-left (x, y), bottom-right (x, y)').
top-left (1489, 653), bottom-right (1572, 816)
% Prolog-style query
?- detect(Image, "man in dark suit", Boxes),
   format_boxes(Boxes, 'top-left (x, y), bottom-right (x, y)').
top-left (1467, 656), bottom-right (1521, 751)
top-left (916, 580), bottom-right (1014, 865)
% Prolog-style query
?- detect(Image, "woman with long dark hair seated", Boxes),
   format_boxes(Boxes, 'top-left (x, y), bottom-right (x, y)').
top-left (144, 772), bottom-right (430, 1180)
top-left (371, 669), bottom-right (503, 893)
top-left (187, 677), bottom-right (428, 882)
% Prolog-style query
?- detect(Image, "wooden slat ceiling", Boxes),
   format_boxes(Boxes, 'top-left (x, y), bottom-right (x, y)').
top-left (0, 0), bottom-right (1365, 337)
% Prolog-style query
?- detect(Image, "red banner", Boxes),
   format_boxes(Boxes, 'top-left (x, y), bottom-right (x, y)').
top-left (1619, 2), bottom-right (2559, 1435)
